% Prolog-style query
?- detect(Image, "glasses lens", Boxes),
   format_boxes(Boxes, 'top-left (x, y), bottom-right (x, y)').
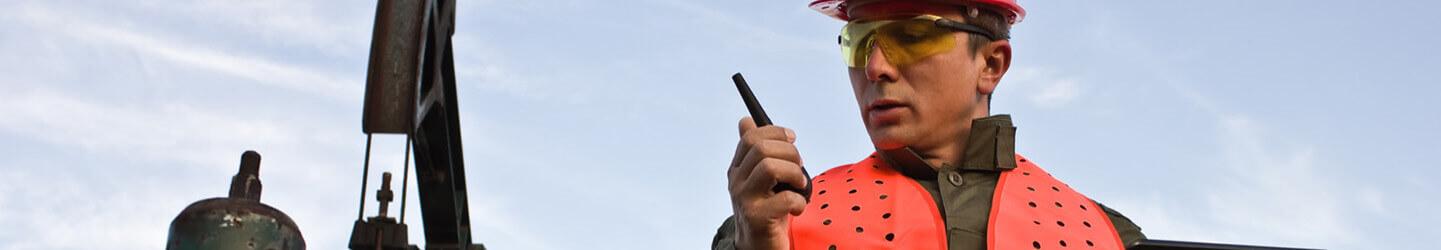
top-left (874, 18), bottom-right (956, 67)
top-left (838, 15), bottom-right (959, 68)
top-left (840, 20), bottom-right (886, 67)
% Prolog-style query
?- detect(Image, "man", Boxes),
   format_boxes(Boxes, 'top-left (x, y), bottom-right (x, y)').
top-left (714, 0), bottom-right (1144, 249)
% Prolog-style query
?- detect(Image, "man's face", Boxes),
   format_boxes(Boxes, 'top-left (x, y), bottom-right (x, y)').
top-left (847, 4), bottom-right (994, 151)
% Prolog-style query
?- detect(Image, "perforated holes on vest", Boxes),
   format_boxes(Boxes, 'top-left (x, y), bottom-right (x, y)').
top-left (792, 159), bottom-right (955, 250)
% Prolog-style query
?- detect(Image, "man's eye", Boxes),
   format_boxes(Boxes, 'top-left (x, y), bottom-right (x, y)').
top-left (890, 31), bottom-right (926, 44)
top-left (885, 23), bottom-right (932, 44)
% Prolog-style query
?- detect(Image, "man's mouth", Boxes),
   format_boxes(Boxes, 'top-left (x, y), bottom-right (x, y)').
top-left (867, 99), bottom-right (908, 113)
top-left (866, 99), bottom-right (910, 123)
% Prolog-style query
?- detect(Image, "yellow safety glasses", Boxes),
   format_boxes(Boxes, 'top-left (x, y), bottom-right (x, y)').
top-left (839, 14), bottom-right (1002, 68)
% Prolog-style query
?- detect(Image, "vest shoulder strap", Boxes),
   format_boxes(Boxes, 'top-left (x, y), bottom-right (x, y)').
top-left (987, 154), bottom-right (1124, 250)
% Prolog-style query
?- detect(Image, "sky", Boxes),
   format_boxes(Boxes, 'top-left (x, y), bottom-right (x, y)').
top-left (1, 0), bottom-right (1438, 249)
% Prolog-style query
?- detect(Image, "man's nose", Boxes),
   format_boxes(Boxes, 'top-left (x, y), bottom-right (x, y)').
top-left (863, 44), bottom-right (899, 83)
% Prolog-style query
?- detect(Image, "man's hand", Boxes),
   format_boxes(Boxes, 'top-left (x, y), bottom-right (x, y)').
top-left (728, 116), bottom-right (809, 250)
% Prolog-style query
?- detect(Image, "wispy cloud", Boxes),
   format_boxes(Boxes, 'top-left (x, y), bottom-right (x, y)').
top-left (7, 2), bottom-right (363, 103)
top-left (1103, 112), bottom-right (1364, 249)
top-left (1205, 116), bottom-right (1355, 247)
top-left (641, 0), bottom-right (831, 54)
top-left (0, 168), bottom-right (176, 249)
top-left (128, 0), bottom-right (374, 56)
top-left (1030, 78), bottom-right (1080, 108)
top-left (1061, 8), bottom-right (1381, 248)
top-left (1094, 27), bottom-right (1366, 250)
top-left (0, 88), bottom-right (304, 166)
top-left (449, 32), bottom-right (564, 103)
top-left (464, 192), bottom-right (560, 250)
top-left (1001, 67), bottom-right (1084, 108)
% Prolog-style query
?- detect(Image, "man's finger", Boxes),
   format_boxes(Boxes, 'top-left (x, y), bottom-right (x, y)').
top-left (742, 158), bottom-right (806, 196)
top-left (733, 139), bottom-right (802, 188)
top-left (743, 126), bottom-right (795, 146)
top-left (740, 117), bottom-right (795, 143)
top-left (742, 140), bottom-right (802, 168)
top-left (738, 116), bottom-right (758, 136)
top-left (730, 116), bottom-right (760, 170)
top-left (774, 164), bottom-right (810, 199)
top-left (760, 189), bottom-right (808, 217)
top-left (732, 139), bottom-right (743, 169)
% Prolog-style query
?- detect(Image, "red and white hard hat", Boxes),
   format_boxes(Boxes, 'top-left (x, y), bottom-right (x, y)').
top-left (809, 0), bottom-right (1025, 23)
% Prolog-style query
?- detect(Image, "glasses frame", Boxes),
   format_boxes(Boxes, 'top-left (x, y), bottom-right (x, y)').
top-left (839, 14), bottom-right (1004, 67)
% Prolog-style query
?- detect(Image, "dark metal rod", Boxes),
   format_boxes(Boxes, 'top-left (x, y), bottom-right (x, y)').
top-left (358, 133), bottom-right (374, 220)
top-left (400, 134), bottom-right (412, 222)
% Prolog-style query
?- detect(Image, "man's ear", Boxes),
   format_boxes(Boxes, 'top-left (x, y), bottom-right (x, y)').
top-left (976, 39), bottom-right (1011, 95)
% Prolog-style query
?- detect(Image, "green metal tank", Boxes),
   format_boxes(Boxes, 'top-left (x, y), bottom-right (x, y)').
top-left (167, 151), bottom-right (305, 250)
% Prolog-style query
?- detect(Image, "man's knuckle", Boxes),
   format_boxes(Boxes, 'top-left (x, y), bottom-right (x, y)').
top-left (742, 133), bottom-right (764, 146)
top-left (754, 143), bottom-right (776, 157)
top-left (756, 159), bottom-right (779, 172)
top-left (762, 141), bottom-right (793, 153)
top-left (747, 127), bottom-right (774, 139)
top-left (760, 141), bottom-right (793, 156)
top-left (762, 159), bottom-right (795, 174)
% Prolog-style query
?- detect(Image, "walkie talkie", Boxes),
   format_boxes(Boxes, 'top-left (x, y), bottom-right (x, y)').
top-left (732, 73), bottom-right (813, 202)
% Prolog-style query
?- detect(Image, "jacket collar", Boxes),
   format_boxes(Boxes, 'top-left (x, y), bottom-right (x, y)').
top-left (877, 114), bottom-right (1018, 178)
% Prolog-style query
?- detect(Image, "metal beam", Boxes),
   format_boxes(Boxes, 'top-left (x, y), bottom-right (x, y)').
top-left (360, 0), bottom-right (477, 248)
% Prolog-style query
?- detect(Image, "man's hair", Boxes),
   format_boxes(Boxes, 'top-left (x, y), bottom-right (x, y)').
top-left (958, 6), bottom-right (1012, 108)
top-left (960, 6), bottom-right (1013, 55)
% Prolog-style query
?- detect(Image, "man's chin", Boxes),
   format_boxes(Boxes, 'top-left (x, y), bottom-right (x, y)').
top-left (867, 128), bottom-right (917, 150)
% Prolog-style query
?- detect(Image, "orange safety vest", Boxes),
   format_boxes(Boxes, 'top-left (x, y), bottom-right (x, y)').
top-left (789, 153), bottom-right (1123, 250)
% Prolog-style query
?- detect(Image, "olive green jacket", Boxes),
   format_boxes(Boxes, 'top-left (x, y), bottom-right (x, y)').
top-left (712, 115), bottom-right (1144, 250)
